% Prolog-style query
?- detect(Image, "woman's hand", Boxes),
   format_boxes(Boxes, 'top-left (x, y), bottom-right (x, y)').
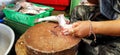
top-left (62, 21), bottom-right (91, 38)
top-left (63, 20), bottom-right (120, 37)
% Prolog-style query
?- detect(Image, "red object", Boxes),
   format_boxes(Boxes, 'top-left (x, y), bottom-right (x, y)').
top-left (47, 5), bottom-right (67, 10)
top-left (27, 0), bottom-right (70, 10)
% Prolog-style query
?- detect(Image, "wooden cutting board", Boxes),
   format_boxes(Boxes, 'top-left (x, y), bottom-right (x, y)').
top-left (15, 33), bottom-right (80, 55)
top-left (15, 34), bottom-right (27, 55)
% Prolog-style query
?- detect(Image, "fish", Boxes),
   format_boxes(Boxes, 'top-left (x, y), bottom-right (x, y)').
top-left (35, 14), bottom-right (70, 24)
top-left (15, 2), bottom-right (49, 14)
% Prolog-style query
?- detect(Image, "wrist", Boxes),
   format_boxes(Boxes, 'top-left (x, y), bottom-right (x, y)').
top-left (88, 20), bottom-right (97, 41)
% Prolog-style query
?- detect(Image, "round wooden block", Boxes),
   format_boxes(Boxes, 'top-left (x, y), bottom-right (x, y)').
top-left (15, 34), bottom-right (27, 55)
top-left (15, 22), bottom-right (81, 55)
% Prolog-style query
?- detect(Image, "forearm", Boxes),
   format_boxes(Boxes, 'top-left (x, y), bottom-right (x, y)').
top-left (92, 20), bottom-right (120, 36)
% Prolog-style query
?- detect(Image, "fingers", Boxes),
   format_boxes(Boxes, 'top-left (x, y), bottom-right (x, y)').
top-left (62, 28), bottom-right (75, 35)
top-left (62, 26), bottom-right (72, 35)
top-left (62, 22), bottom-right (81, 35)
top-left (62, 29), bottom-right (70, 35)
top-left (62, 25), bottom-right (77, 35)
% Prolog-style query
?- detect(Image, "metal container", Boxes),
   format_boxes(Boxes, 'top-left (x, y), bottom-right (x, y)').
top-left (0, 23), bottom-right (15, 55)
